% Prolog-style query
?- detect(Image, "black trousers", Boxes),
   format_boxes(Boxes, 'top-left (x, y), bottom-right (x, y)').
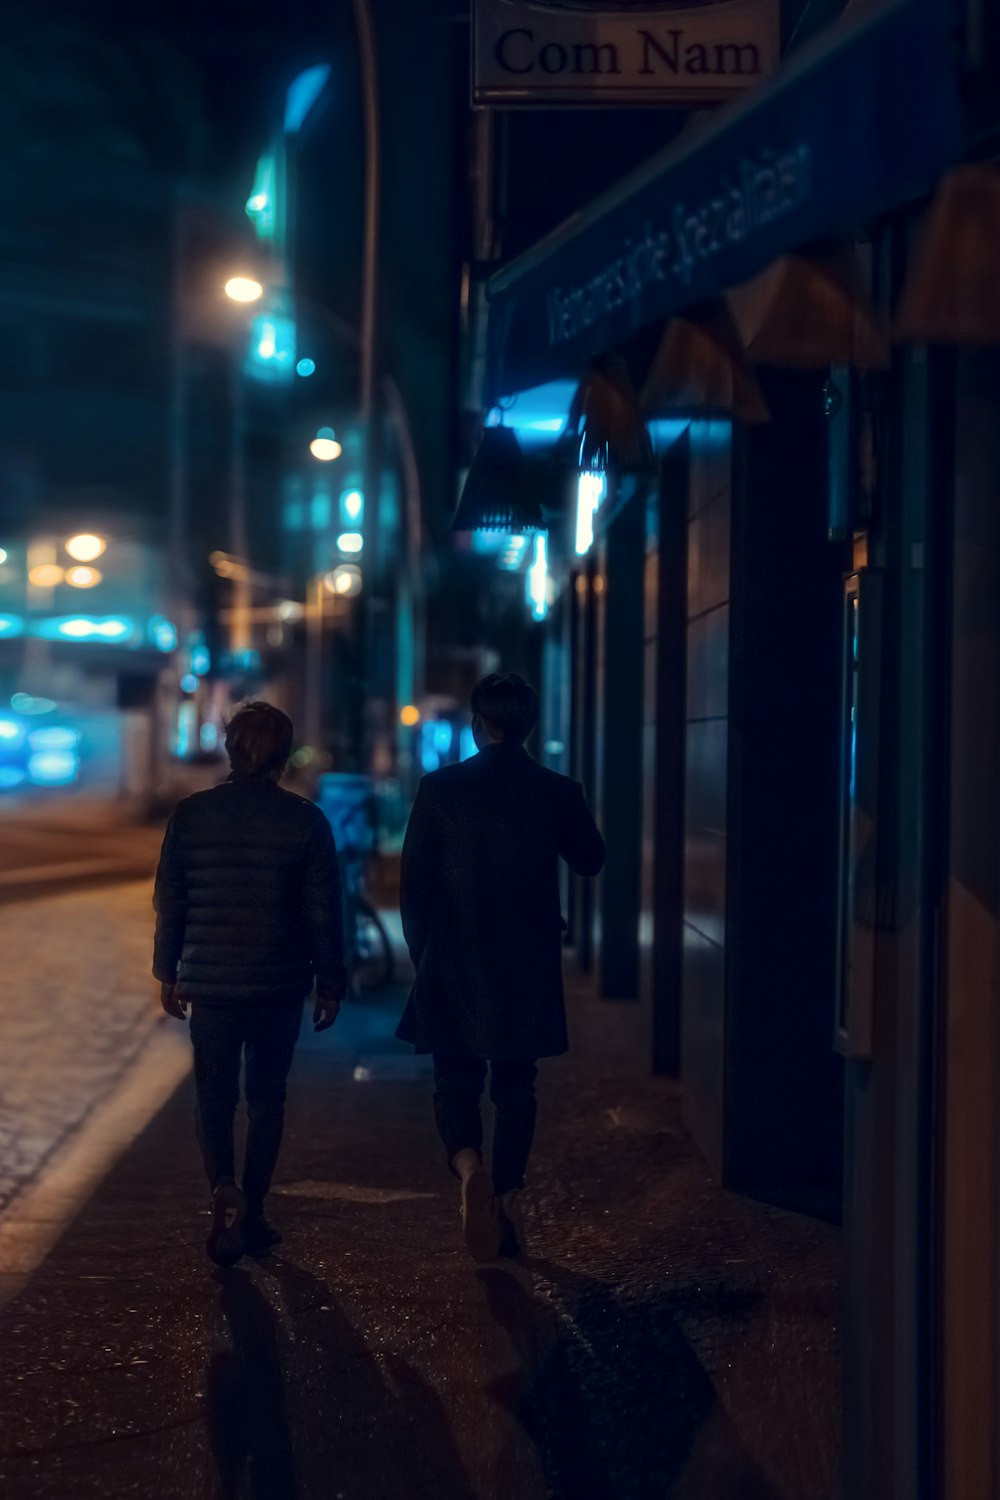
top-left (189, 1003), bottom-right (303, 1216)
top-left (432, 1055), bottom-right (538, 1196)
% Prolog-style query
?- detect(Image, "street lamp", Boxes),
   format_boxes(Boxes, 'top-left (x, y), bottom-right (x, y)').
top-left (324, 564), bottom-right (363, 598)
top-left (224, 276), bottom-right (264, 304)
top-left (65, 533), bottom-right (106, 563)
top-left (310, 431), bottom-right (343, 462)
top-left (66, 566), bottom-right (102, 589)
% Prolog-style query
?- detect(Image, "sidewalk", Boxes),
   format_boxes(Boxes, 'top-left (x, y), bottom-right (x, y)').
top-left (0, 970), bottom-right (839, 1500)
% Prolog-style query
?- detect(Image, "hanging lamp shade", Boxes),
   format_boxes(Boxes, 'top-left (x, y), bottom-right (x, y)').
top-left (640, 303), bottom-right (771, 425)
top-left (451, 424), bottom-right (544, 533)
top-left (574, 358), bottom-right (655, 473)
top-left (894, 165), bottom-right (1000, 346)
top-left (728, 248), bottom-right (890, 371)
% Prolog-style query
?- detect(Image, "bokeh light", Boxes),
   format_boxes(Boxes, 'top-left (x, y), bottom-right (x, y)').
top-left (224, 276), bottom-right (264, 303)
top-left (66, 566), bottom-right (102, 589)
top-left (28, 564), bottom-right (64, 588)
top-left (65, 534), bottom-right (106, 562)
top-left (324, 564), bottom-right (363, 597)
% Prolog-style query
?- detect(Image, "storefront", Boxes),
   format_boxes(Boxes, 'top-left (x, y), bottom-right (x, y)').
top-left (459, 0), bottom-right (1000, 1493)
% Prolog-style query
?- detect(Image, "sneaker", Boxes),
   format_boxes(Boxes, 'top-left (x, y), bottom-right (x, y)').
top-left (244, 1216), bottom-right (282, 1255)
top-left (461, 1166), bottom-right (500, 1264)
top-left (206, 1182), bottom-right (246, 1267)
top-left (497, 1190), bottom-right (526, 1259)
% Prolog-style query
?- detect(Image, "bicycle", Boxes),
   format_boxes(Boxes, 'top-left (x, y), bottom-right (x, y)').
top-left (329, 800), bottom-right (395, 993)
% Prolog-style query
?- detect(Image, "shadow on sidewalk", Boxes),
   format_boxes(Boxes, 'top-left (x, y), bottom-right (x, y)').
top-left (205, 1255), bottom-right (476, 1500)
top-left (207, 1268), bottom-right (297, 1500)
top-left (479, 1257), bottom-right (777, 1500)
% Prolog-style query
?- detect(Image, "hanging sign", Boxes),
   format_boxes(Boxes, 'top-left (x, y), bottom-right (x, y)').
top-left (473, 0), bottom-right (781, 107)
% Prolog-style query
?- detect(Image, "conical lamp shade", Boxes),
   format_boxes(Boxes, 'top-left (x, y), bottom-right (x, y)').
top-left (575, 358), bottom-right (655, 473)
top-left (728, 249), bottom-right (890, 371)
top-left (895, 166), bottom-right (1000, 346)
top-left (451, 425), bottom-right (544, 533)
top-left (641, 304), bottom-right (770, 425)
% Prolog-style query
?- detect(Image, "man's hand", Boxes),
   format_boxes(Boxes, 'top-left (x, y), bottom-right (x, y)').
top-left (313, 994), bottom-right (342, 1033)
top-left (160, 982), bottom-right (187, 1020)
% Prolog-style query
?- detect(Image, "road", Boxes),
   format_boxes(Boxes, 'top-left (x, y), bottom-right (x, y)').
top-left (0, 800), bottom-right (163, 898)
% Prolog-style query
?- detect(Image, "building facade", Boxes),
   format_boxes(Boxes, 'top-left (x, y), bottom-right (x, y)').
top-left (456, 0), bottom-right (1000, 1494)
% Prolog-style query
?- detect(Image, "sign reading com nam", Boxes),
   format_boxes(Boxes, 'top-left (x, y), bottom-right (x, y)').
top-left (473, 0), bottom-right (781, 107)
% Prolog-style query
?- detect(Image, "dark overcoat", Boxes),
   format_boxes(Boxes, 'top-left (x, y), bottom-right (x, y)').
top-left (153, 778), bottom-right (346, 1006)
top-left (396, 742), bottom-right (606, 1059)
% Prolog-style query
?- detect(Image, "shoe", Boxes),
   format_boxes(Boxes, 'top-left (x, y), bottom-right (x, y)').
top-left (497, 1190), bottom-right (526, 1259)
top-left (461, 1166), bottom-right (500, 1264)
top-left (206, 1182), bottom-right (246, 1267)
top-left (244, 1216), bottom-right (282, 1255)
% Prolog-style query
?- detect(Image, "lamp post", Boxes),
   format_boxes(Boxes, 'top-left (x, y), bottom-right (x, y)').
top-left (350, 0), bottom-right (384, 773)
top-left (222, 276), bottom-right (266, 661)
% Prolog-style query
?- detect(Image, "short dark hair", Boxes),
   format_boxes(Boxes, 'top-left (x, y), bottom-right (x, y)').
top-left (225, 701), bottom-right (294, 780)
top-left (470, 672), bottom-right (539, 744)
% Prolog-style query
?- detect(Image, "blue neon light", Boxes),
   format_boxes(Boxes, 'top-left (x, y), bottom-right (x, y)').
top-left (459, 726), bottom-right (477, 762)
top-left (527, 533), bottom-right (549, 621)
top-left (28, 749), bottom-right (78, 787)
top-left (247, 312), bottom-right (296, 381)
top-left (296, 357), bottom-right (316, 378)
top-left (28, 727), bottom-right (79, 751)
top-left (245, 153), bottom-right (277, 241)
top-left (341, 489), bottom-right (364, 524)
top-left (150, 616), bottom-right (178, 653)
top-left (0, 718), bottom-right (22, 743)
top-left (432, 721), bottom-right (453, 756)
top-left (284, 65), bottom-right (330, 134)
top-left (575, 473), bottom-right (606, 556)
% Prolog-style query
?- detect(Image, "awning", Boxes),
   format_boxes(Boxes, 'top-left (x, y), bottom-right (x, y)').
top-left (484, 0), bottom-right (961, 403)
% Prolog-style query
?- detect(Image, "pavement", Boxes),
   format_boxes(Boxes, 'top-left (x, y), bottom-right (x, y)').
top-left (0, 884), bottom-right (174, 1226)
top-left (0, 883), bottom-right (840, 1500)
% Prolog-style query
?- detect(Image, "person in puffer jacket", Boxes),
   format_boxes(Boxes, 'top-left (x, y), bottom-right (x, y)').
top-left (153, 700), bottom-right (346, 1266)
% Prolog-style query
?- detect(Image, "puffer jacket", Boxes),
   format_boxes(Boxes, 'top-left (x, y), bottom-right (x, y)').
top-left (152, 777), bottom-right (346, 1006)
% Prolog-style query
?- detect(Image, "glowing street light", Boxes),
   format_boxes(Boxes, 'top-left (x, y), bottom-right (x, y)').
top-left (65, 533), bottom-right (106, 562)
top-left (400, 704), bottom-right (421, 727)
top-left (28, 564), bottom-right (64, 588)
top-left (341, 489), bottom-right (364, 523)
top-left (66, 566), bottom-right (102, 589)
top-left (323, 564), bottom-right (363, 598)
top-left (224, 276), bottom-right (265, 304)
top-left (310, 437), bottom-right (343, 462)
top-left (336, 531), bottom-right (363, 555)
top-left (311, 425), bottom-right (342, 462)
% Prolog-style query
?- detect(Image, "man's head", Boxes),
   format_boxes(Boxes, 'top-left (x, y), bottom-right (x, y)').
top-left (470, 672), bottom-right (539, 748)
top-left (225, 700), bottom-right (294, 782)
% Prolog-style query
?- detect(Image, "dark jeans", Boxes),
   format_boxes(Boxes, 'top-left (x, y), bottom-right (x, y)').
top-left (432, 1055), bottom-right (538, 1196)
top-left (189, 1003), bottom-right (303, 1217)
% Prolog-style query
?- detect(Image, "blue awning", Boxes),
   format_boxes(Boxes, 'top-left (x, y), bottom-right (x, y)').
top-left (484, 0), bottom-right (962, 403)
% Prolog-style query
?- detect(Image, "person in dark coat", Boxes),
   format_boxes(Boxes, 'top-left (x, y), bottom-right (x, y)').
top-left (396, 672), bottom-right (605, 1262)
top-left (153, 701), bottom-right (346, 1266)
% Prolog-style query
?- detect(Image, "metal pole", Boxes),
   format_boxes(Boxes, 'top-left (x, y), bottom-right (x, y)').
top-left (352, 0), bottom-right (380, 431)
top-left (305, 574), bottom-right (324, 747)
top-left (351, 0), bottom-right (382, 773)
top-left (229, 349), bottom-right (252, 656)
